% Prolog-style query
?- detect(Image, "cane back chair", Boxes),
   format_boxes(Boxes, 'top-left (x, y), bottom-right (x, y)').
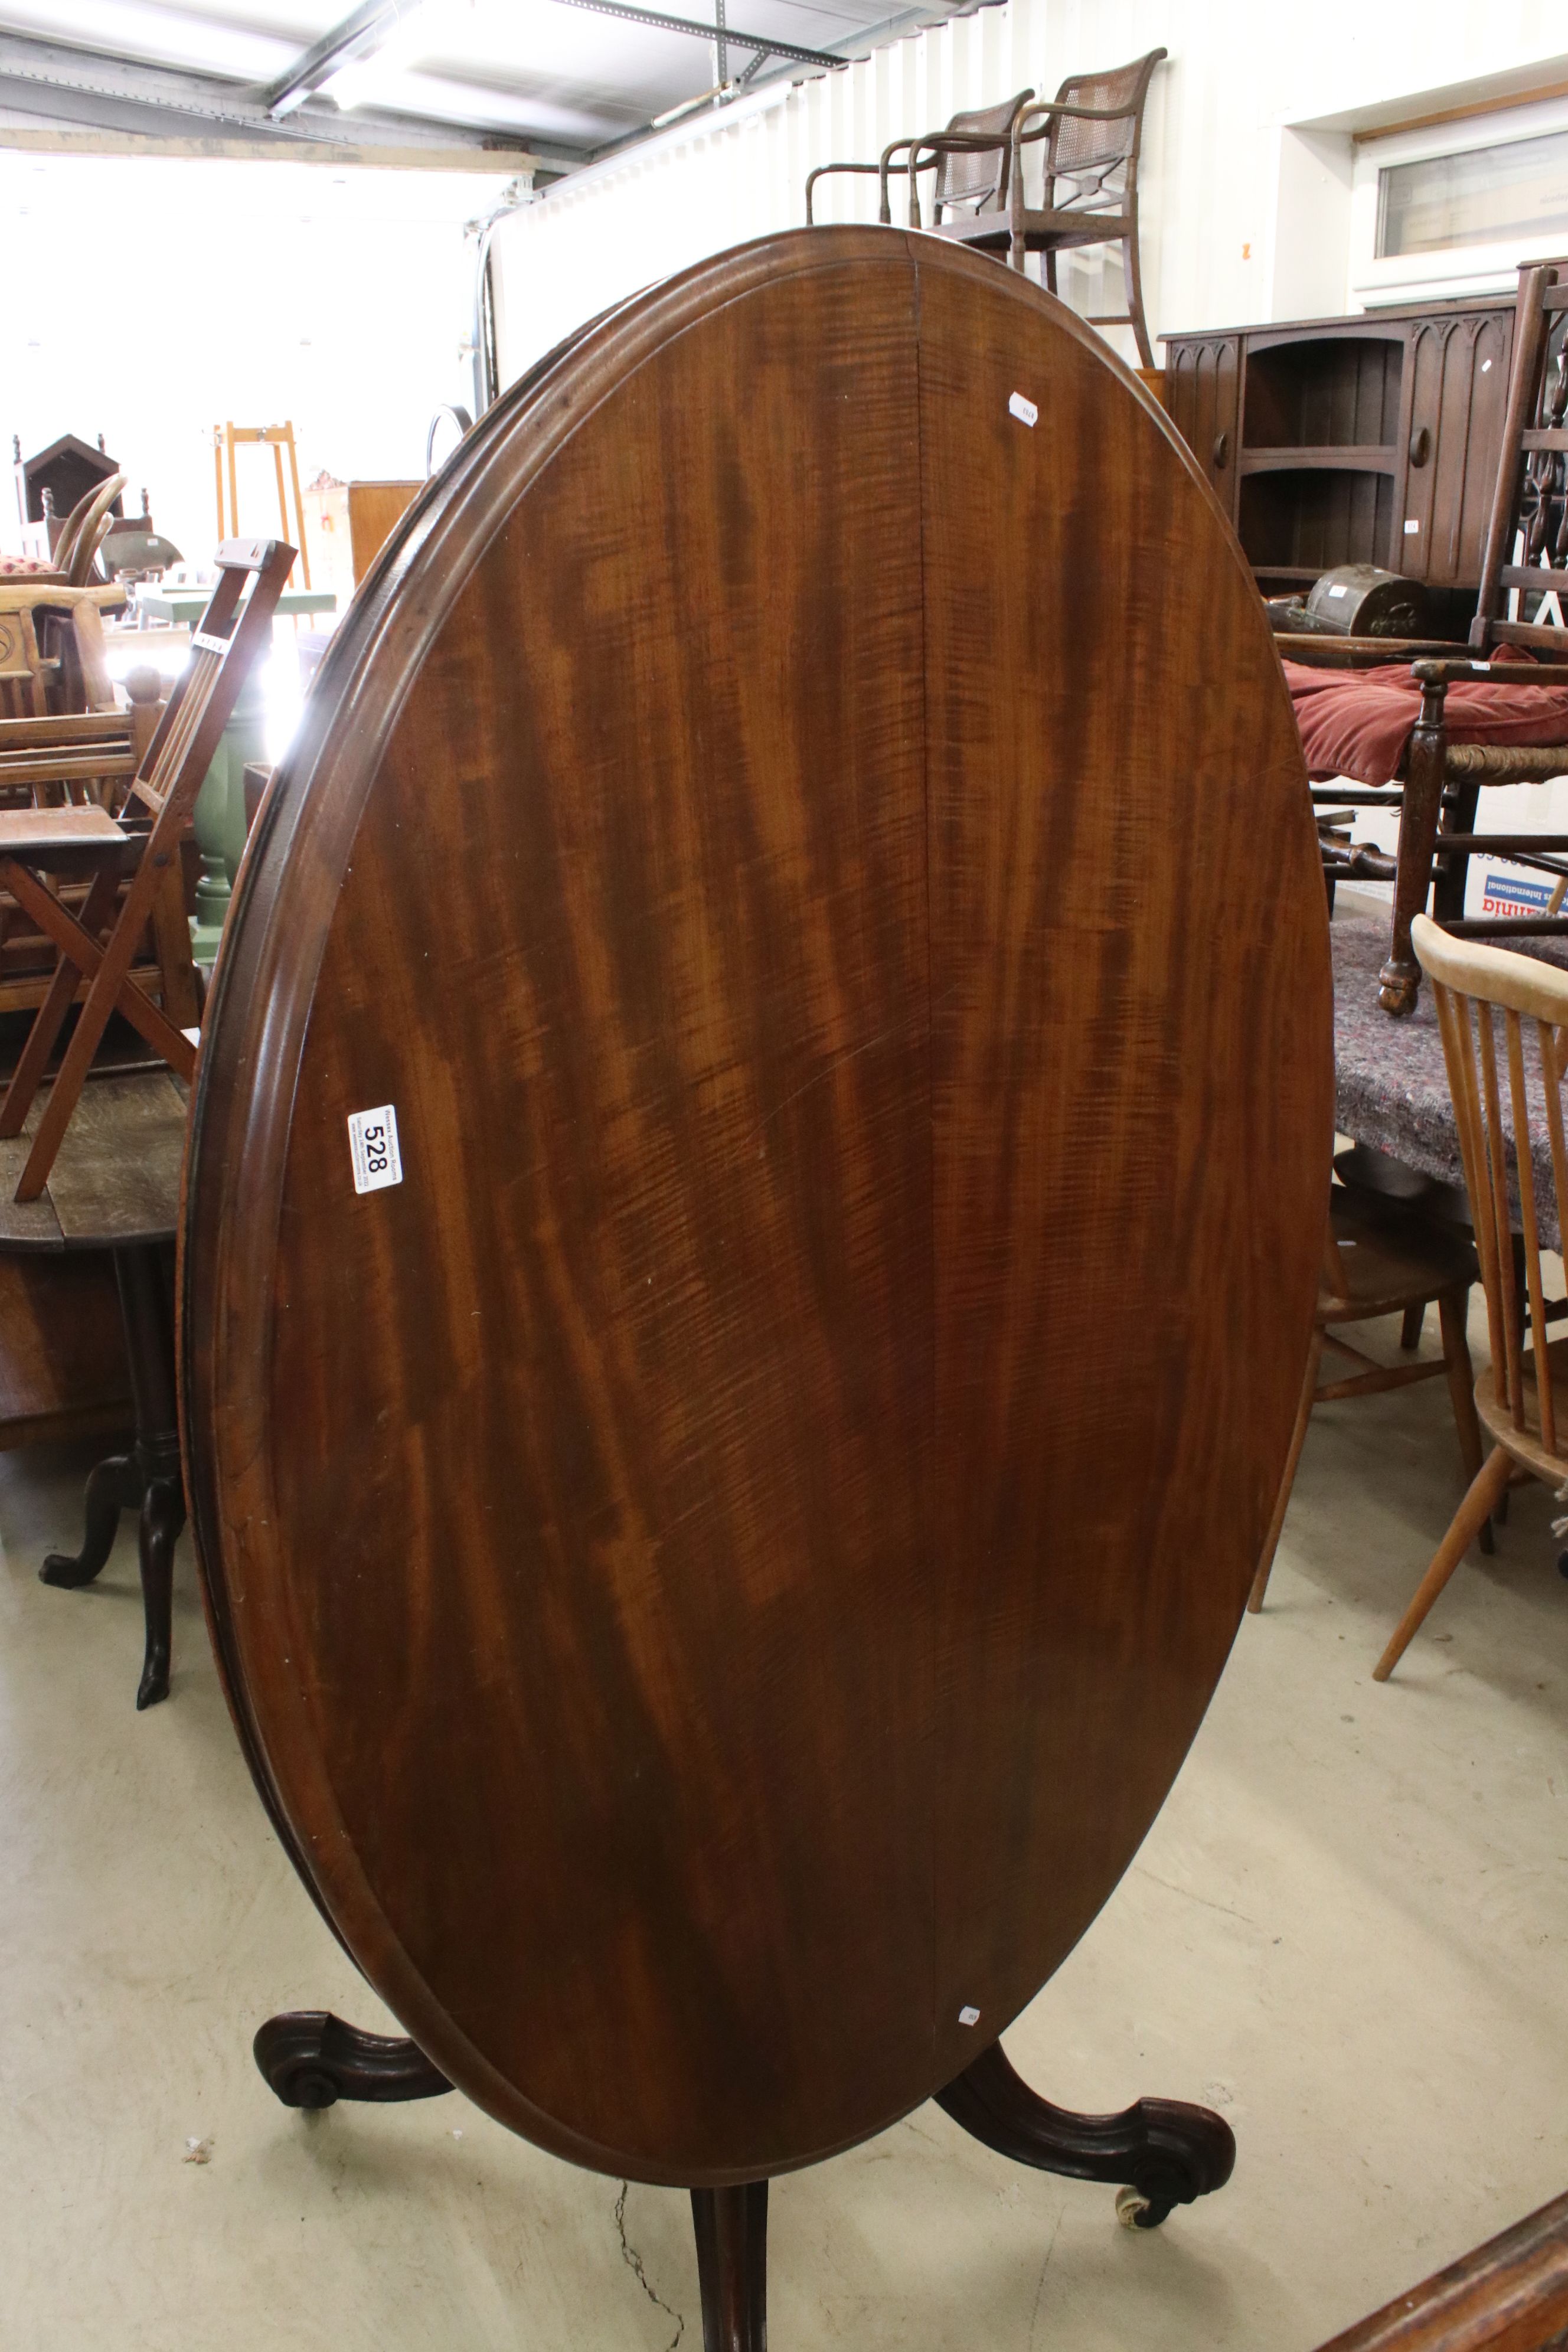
top-left (804, 90), bottom-right (1034, 231)
top-left (0, 537), bottom-right (292, 1202)
top-left (903, 50), bottom-right (1165, 367)
top-left (1375, 913), bottom-right (1568, 1680)
top-left (1299, 258), bottom-right (1568, 1015)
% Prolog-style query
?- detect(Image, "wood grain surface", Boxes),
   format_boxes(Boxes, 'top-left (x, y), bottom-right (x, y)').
top-left (180, 227), bottom-right (1331, 2187)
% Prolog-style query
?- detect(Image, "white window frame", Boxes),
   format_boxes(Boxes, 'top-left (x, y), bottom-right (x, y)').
top-left (1350, 93), bottom-right (1568, 309)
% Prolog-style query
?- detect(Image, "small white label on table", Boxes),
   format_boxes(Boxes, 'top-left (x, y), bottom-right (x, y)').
top-left (958, 2004), bottom-right (981, 2026)
top-left (1008, 391), bottom-right (1038, 428)
top-left (1404, 518), bottom-right (1420, 534)
top-left (347, 1104), bottom-right (403, 1194)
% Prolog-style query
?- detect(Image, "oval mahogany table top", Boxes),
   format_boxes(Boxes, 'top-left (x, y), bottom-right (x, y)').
top-left (181, 226), bottom-right (1332, 2188)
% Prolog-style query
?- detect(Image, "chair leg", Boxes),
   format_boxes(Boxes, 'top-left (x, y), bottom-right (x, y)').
top-left (13, 858), bottom-right (172, 1201)
top-left (1373, 1443), bottom-right (1513, 1682)
top-left (1378, 716), bottom-right (1445, 1016)
top-left (1436, 1288), bottom-right (1492, 1555)
top-left (0, 863), bottom-right (119, 1141)
top-left (1400, 1302), bottom-right (1425, 1350)
top-left (1249, 1328), bottom-right (1325, 1613)
top-left (1121, 215), bottom-right (1154, 369)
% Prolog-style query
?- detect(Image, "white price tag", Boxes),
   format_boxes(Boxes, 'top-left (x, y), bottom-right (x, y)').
top-left (1404, 518), bottom-right (1420, 534)
top-left (1008, 391), bottom-right (1038, 427)
top-left (347, 1103), bottom-right (403, 1195)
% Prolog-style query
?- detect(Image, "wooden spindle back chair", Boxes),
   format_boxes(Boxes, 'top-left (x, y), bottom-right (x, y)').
top-left (0, 537), bottom-right (293, 1202)
top-left (1376, 912), bottom-right (1568, 1678)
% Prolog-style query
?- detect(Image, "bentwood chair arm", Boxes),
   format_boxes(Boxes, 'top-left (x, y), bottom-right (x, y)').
top-left (1007, 98), bottom-right (1152, 269)
top-left (901, 129), bottom-right (1017, 228)
top-left (805, 159), bottom-right (881, 226)
top-left (804, 142), bottom-right (919, 226)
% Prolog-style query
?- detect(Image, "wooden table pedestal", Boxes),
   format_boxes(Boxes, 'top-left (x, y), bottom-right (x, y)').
top-left (0, 1070), bottom-right (186, 1707)
top-left (40, 1239), bottom-right (182, 1709)
top-left (251, 2011), bottom-right (1234, 2343)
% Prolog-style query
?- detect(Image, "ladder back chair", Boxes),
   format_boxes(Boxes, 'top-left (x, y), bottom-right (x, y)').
top-left (1248, 1185), bottom-right (1485, 1615)
top-left (902, 50), bottom-right (1165, 365)
top-left (0, 537), bottom-right (293, 1203)
top-left (804, 90), bottom-right (1033, 229)
top-left (1376, 912), bottom-right (1568, 1680)
top-left (1292, 257), bottom-right (1568, 1014)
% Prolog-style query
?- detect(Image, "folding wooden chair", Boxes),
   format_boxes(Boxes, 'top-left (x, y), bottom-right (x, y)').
top-left (0, 537), bottom-right (293, 1202)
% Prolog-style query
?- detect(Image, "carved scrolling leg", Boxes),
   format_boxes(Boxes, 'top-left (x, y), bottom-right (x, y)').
top-left (691, 2181), bottom-right (768, 2352)
top-left (253, 2011), bottom-right (454, 2109)
top-left (934, 2040), bottom-right (1235, 2231)
top-left (40, 1451), bottom-right (140, 1588)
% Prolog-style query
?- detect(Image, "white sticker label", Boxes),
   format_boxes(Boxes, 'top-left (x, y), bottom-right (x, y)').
top-left (958, 2004), bottom-right (981, 2027)
top-left (1008, 391), bottom-right (1038, 427)
top-left (347, 1103), bottom-right (403, 1194)
top-left (1482, 357), bottom-right (1493, 371)
top-left (1328, 583), bottom-right (1348, 597)
top-left (1404, 518), bottom-right (1420, 534)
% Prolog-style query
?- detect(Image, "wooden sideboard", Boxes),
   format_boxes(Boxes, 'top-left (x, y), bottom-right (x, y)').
top-left (1162, 297), bottom-right (1516, 618)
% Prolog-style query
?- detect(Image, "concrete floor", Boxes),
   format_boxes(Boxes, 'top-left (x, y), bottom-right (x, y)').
top-left (3, 1309), bottom-right (1567, 2351)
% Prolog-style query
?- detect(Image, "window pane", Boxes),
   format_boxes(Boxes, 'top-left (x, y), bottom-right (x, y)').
top-left (1378, 127), bottom-right (1568, 257)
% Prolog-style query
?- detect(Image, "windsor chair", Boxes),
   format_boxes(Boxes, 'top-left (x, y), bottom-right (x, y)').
top-left (0, 537), bottom-right (292, 1203)
top-left (1375, 912), bottom-right (1568, 1680)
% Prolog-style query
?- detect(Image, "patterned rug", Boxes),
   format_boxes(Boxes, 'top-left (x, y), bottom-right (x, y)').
top-left (1333, 895), bottom-right (1566, 1251)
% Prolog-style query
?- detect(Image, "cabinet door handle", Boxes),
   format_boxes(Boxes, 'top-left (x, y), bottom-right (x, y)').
top-left (1409, 425), bottom-right (1431, 467)
top-left (1212, 430), bottom-right (1229, 469)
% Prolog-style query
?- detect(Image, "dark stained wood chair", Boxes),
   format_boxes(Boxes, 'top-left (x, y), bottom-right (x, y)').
top-left (901, 50), bottom-right (1165, 367)
top-left (1292, 257), bottom-right (1568, 1015)
top-left (0, 537), bottom-right (292, 1202)
top-left (804, 89), bottom-right (1034, 230)
top-left (1249, 1187), bottom-right (1484, 1613)
top-left (1374, 914), bottom-right (1568, 1680)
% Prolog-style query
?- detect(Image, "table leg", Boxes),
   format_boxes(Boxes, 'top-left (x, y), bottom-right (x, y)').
top-left (253, 2013), bottom-right (453, 2108)
top-left (934, 2039), bottom-right (1234, 2230)
top-left (40, 1241), bottom-right (184, 1709)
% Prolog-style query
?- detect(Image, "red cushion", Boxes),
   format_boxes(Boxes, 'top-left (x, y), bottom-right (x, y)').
top-left (1285, 656), bottom-right (1568, 785)
top-left (0, 556), bottom-right (60, 578)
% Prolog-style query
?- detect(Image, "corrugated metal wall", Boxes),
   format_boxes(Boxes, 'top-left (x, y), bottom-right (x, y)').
top-left (491, 1), bottom-right (1568, 384)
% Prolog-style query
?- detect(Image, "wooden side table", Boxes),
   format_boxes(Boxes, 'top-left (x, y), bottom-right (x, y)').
top-left (0, 1070), bottom-right (185, 1707)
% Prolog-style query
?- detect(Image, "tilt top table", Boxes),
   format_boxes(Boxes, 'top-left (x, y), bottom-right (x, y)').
top-left (0, 1069), bottom-right (185, 1707)
top-left (179, 227), bottom-right (1332, 2343)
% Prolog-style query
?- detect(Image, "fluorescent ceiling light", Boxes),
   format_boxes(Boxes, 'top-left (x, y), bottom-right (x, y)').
top-left (319, 0), bottom-right (437, 111)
